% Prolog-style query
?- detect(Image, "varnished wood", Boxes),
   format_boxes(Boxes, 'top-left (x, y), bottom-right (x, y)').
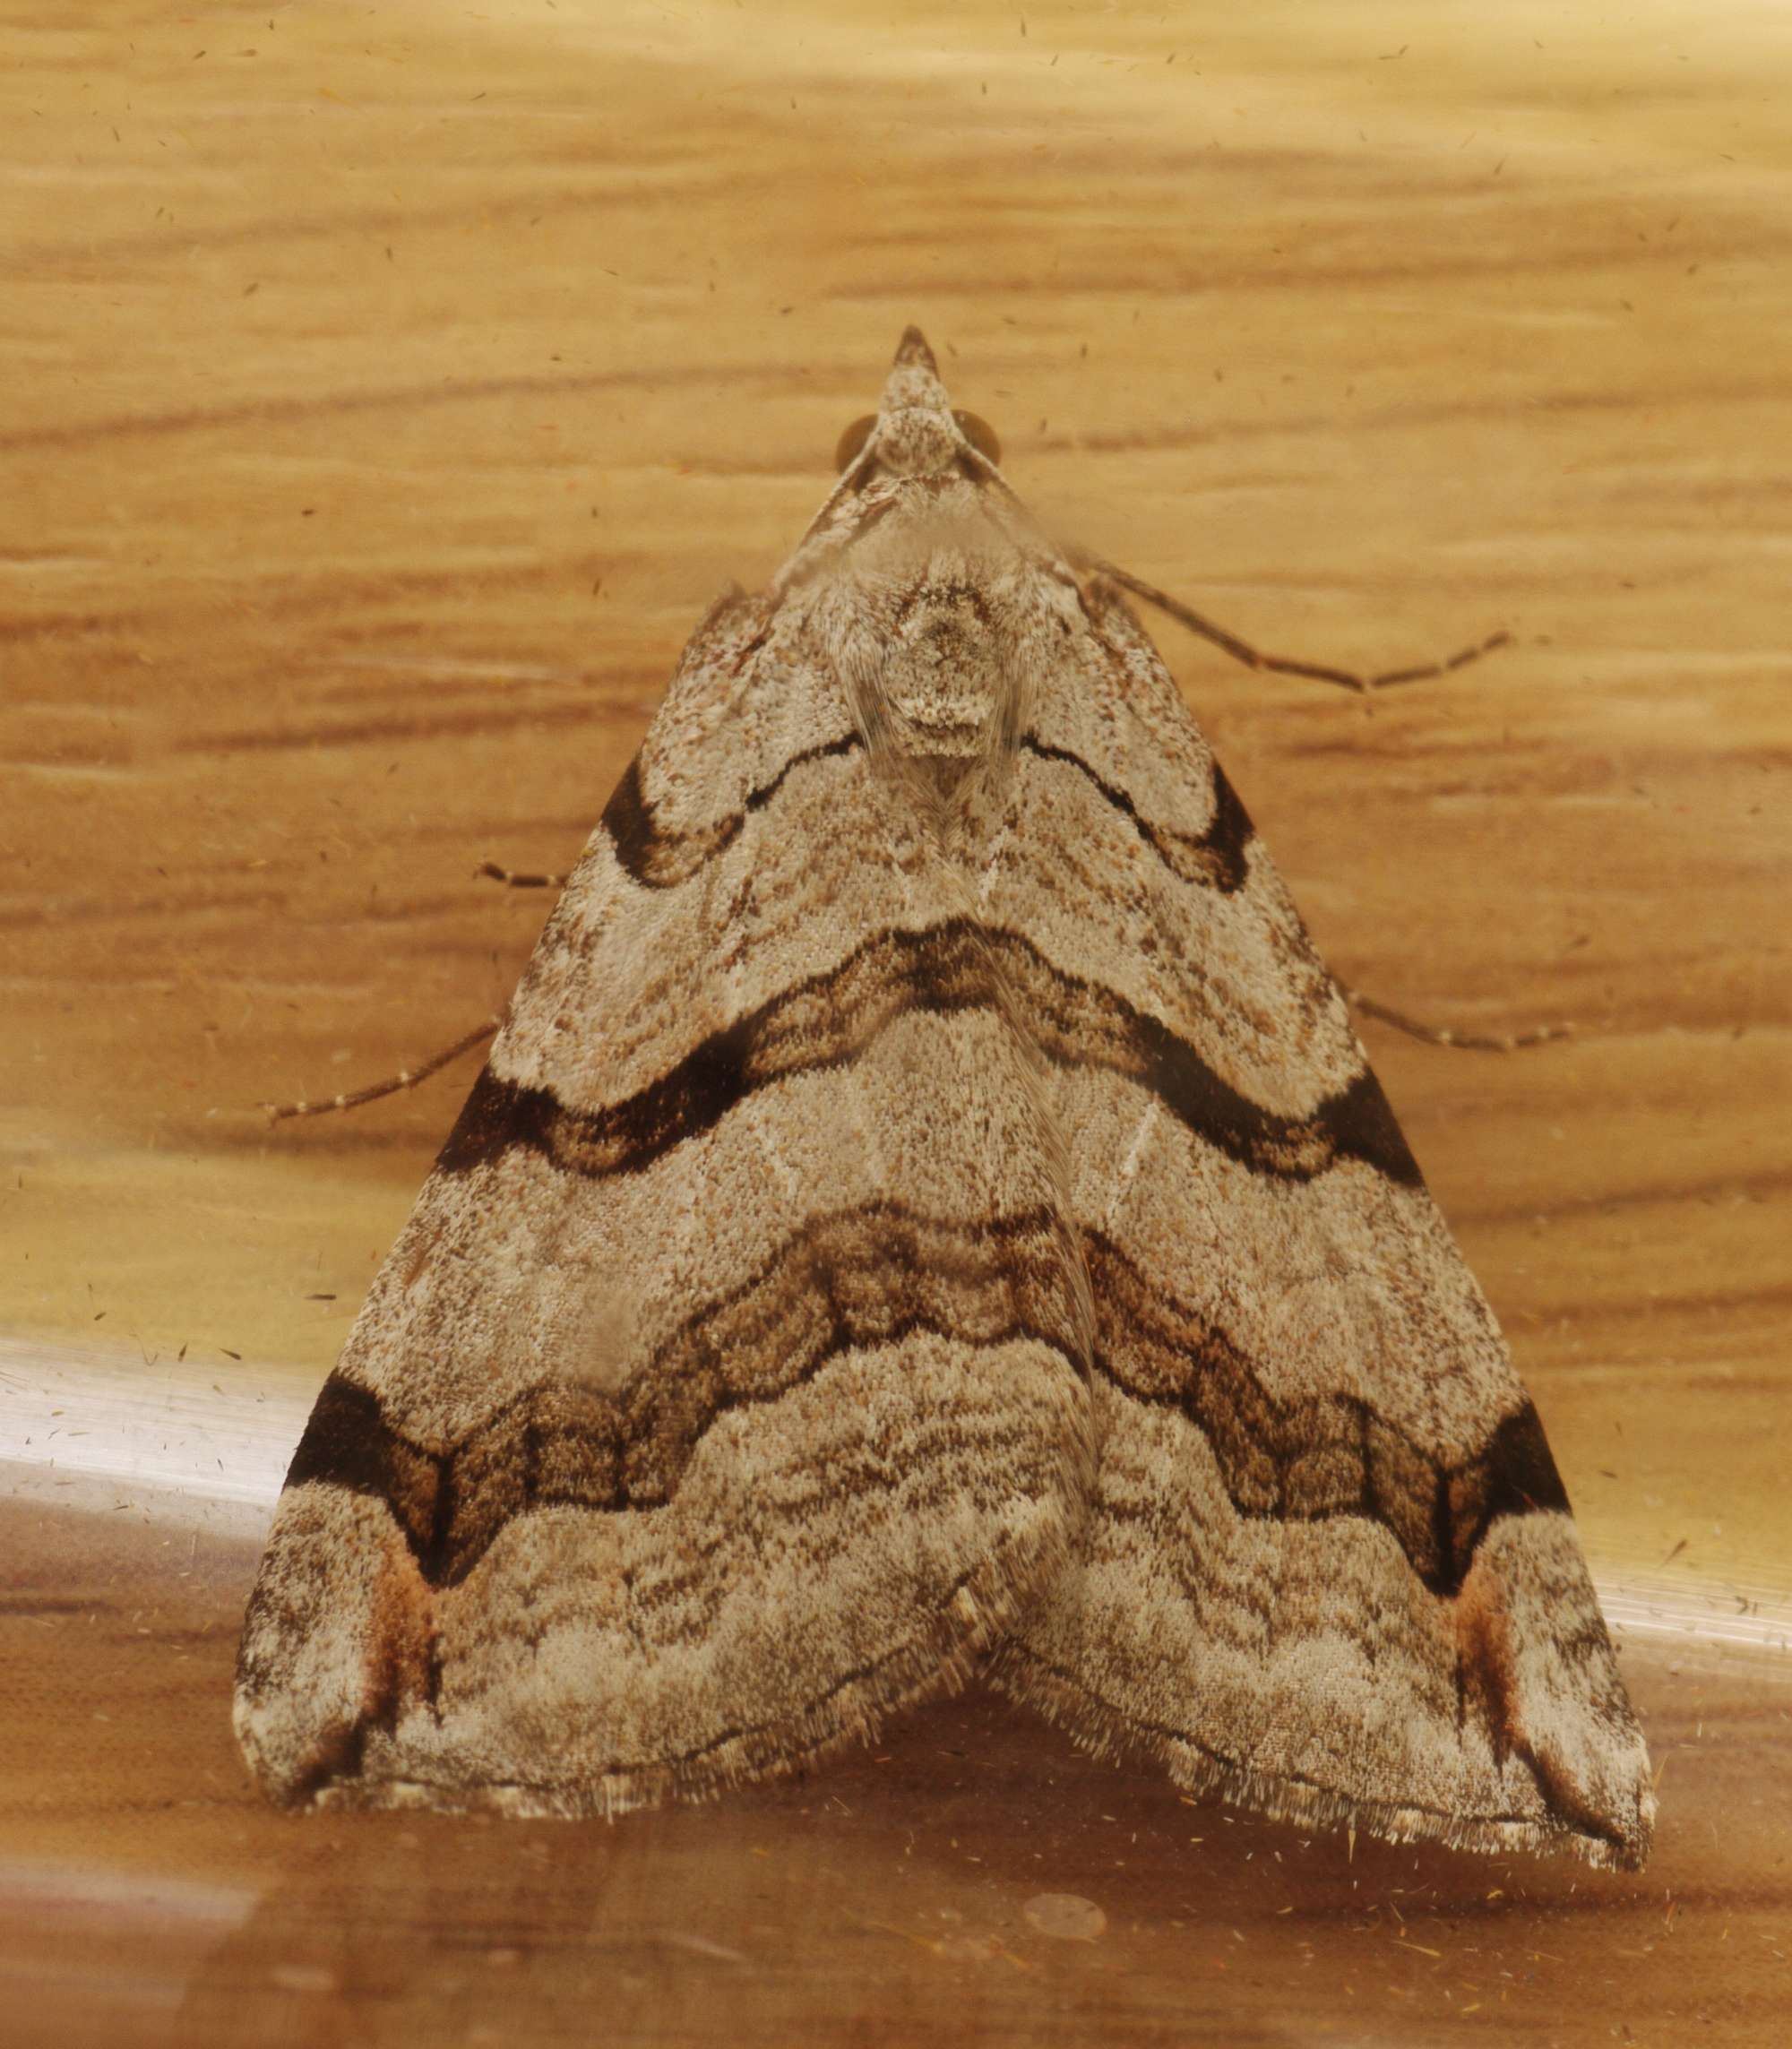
top-left (2, 1471), bottom-right (1788, 2047)
top-left (2, 2), bottom-right (1788, 2042)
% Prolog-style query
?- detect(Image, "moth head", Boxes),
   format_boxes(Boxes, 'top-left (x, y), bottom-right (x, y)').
top-left (831, 327), bottom-right (1004, 481)
top-left (834, 409), bottom-right (1002, 477)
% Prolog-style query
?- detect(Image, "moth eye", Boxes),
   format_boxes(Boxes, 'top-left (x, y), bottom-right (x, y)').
top-left (953, 410), bottom-right (1002, 467)
top-left (834, 415), bottom-right (876, 472)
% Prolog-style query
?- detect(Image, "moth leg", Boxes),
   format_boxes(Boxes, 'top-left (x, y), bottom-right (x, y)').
top-left (477, 860), bottom-right (570, 891)
top-left (1080, 555), bottom-right (1508, 694)
top-left (266, 860), bottom-right (554, 1122)
top-left (262, 1017), bottom-right (499, 1124)
top-left (1340, 985), bottom-right (1571, 1053)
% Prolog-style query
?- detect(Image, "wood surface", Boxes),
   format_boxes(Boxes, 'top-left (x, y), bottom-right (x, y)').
top-left (3, 2), bottom-right (1788, 2044)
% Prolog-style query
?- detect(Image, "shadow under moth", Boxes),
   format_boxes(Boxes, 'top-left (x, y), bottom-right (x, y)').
top-left (235, 330), bottom-right (1653, 1869)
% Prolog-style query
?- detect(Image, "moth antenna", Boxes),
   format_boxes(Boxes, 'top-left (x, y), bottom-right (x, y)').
top-left (1078, 553), bottom-right (1509, 694)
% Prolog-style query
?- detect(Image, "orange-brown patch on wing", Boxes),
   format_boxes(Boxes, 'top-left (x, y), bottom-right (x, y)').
top-left (363, 1529), bottom-right (441, 1727)
top-left (1452, 1551), bottom-right (1521, 1766)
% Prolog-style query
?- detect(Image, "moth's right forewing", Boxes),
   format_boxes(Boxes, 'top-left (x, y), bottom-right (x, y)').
top-left (235, 581), bottom-right (1094, 1814)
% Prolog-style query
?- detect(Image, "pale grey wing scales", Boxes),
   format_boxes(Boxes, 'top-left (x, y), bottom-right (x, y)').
top-left (233, 589), bottom-right (1092, 1814)
top-left (979, 577), bottom-right (1653, 1869)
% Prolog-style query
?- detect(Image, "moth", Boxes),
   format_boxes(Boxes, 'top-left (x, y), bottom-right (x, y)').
top-left (236, 330), bottom-right (1653, 1868)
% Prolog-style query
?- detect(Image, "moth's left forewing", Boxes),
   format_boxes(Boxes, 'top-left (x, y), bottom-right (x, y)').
top-left (967, 554), bottom-right (1653, 1869)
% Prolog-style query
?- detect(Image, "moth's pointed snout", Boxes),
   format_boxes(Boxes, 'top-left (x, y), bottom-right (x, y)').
top-left (877, 328), bottom-right (952, 429)
top-left (892, 325), bottom-right (938, 373)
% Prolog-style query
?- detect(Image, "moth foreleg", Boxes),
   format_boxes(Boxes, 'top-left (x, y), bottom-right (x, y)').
top-left (477, 860), bottom-right (570, 891)
top-left (264, 860), bottom-right (558, 1123)
top-left (1340, 985), bottom-right (1571, 1054)
top-left (261, 1017), bottom-right (499, 1124)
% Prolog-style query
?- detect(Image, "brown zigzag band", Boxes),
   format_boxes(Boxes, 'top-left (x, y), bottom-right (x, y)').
top-left (282, 1204), bottom-right (1560, 1597)
top-left (599, 735), bottom-right (860, 890)
top-left (1082, 1229), bottom-right (1569, 1595)
top-left (438, 920), bottom-right (1418, 1189)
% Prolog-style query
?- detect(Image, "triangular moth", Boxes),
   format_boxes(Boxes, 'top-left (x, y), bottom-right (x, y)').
top-left (236, 329), bottom-right (1654, 1869)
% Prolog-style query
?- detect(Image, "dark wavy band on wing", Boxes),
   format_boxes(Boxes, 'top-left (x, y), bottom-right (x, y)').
top-left (1082, 1230), bottom-right (1570, 1596)
top-left (1021, 738), bottom-right (1254, 893)
top-left (597, 729), bottom-right (1246, 897)
top-left (282, 1207), bottom-right (1559, 1598)
top-left (601, 733), bottom-right (861, 889)
top-left (437, 919), bottom-right (1420, 1189)
top-left (285, 1203), bottom-right (1084, 1589)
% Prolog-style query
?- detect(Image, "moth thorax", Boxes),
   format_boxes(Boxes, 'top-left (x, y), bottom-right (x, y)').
top-left (880, 587), bottom-right (1013, 802)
